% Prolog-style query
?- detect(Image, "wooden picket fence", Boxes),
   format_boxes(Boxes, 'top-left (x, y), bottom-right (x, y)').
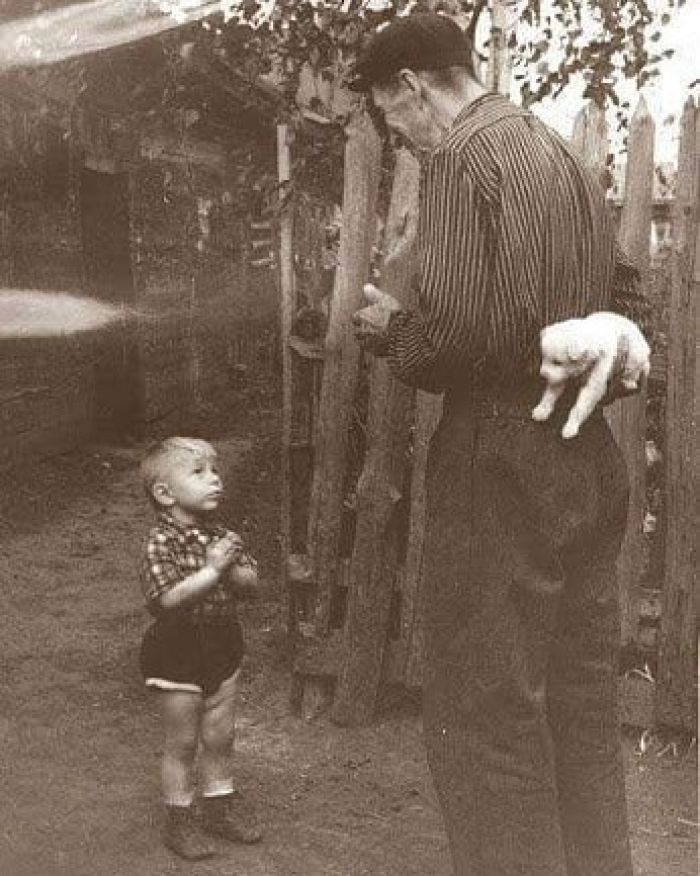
top-left (282, 94), bottom-right (698, 732)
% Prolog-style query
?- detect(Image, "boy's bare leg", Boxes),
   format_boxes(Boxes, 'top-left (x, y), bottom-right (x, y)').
top-left (158, 690), bottom-right (215, 860)
top-left (199, 672), bottom-right (238, 796)
top-left (160, 690), bottom-right (203, 803)
top-left (200, 672), bottom-right (262, 843)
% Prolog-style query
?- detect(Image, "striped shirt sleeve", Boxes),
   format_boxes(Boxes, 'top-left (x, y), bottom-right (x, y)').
top-left (386, 149), bottom-right (492, 392)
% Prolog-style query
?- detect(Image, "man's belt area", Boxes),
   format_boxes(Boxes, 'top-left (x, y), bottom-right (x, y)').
top-left (444, 379), bottom-right (604, 424)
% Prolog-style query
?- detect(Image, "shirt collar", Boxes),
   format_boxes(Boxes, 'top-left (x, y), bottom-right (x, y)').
top-left (157, 511), bottom-right (203, 537)
top-left (452, 92), bottom-right (527, 132)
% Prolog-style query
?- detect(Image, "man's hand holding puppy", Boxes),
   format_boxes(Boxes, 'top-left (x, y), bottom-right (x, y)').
top-left (353, 286), bottom-right (650, 438)
top-left (532, 312), bottom-right (651, 439)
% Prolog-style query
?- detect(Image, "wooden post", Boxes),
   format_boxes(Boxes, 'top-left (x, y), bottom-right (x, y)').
top-left (277, 123), bottom-right (295, 646)
top-left (331, 149), bottom-right (420, 726)
top-left (571, 103), bottom-right (609, 184)
top-left (487, 0), bottom-right (511, 96)
top-left (656, 96), bottom-right (698, 732)
top-left (399, 391), bottom-right (443, 689)
top-left (606, 97), bottom-right (655, 645)
top-left (570, 102), bottom-right (652, 646)
top-left (306, 110), bottom-right (382, 633)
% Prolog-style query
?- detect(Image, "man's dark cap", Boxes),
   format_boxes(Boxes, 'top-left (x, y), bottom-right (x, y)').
top-left (350, 13), bottom-right (473, 91)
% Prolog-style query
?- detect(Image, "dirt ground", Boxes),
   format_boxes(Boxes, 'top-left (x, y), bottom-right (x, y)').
top-left (0, 427), bottom-right (696, 876)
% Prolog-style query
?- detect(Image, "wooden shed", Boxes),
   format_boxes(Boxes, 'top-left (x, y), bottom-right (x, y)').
top-left (0, 40), bottom-right (281, 469)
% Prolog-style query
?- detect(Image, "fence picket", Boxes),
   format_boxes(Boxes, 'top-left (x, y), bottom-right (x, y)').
top-left (398, 391), bottom-right (443, 689)
top-left (607, 96), bottom-right (655, 645)
top-left (572, 102), bottom-right (609, 183)
top-left (656, 96), bottom-right (698, 731)
top-left (305, 110), bottom-right (381, 632)
top-left (290, 96), bottom-right (697, 732)
top-left (331, 149), bottom-right (420, 726)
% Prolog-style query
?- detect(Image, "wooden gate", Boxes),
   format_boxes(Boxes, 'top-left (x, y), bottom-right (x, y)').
top-left (283, 96), bottom-right (698, 732)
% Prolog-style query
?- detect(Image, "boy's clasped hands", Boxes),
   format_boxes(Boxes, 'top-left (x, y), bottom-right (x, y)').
top-left (206, 531), bottom-right (244, 572)
top-left (207, 532), bottom-right (259, 597)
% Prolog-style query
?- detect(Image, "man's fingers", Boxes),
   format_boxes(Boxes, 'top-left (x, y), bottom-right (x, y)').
top-left (602, 377), bottom-right (641, 406)
top-left (353, 305), bottom-right (382, 331)
top-left (363, 283), bottom-right (381, 303)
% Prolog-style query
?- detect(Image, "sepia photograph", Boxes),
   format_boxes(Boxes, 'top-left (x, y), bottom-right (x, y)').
top-left (0, 1), bottom-right (697, 874)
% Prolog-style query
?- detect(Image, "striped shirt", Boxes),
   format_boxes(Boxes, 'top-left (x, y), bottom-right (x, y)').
top-left (387, 94), bottom-right (649, 393)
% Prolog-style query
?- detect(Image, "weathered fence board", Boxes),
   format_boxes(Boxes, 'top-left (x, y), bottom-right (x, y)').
top-left (331, 149), bottom-right (420, 726)
top-left (571, 99), bottom-right (655, 648)
top-left (388, 391), bottom-right (443, 689)
top-left (656, 96), bottom-right (698, 732)
top-left (486, 0), bottom-right (512, 96)
top-left (306, 111), bottom-right (381, 633)
top-left (572, 102), bottom-right (609, 183)
top-left (291, 92), bottom-right (697, 732)
top-left (607, 97), bottom-right (655, 645)
top-left (277, 123), bottom-right (296, 655)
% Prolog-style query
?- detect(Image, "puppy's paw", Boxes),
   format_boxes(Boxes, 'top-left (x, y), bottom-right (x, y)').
top-left (561, 418), bottom-right (581, 440)
top-left (531, 401), bottom-right (553, 422)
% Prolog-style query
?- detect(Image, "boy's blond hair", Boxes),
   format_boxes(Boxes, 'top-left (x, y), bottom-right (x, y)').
top-left (140, 437), bottom-right (217, 504)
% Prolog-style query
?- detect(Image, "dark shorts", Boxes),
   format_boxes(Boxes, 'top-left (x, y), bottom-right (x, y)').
top-left (140, 616), bottom-right (245, 697)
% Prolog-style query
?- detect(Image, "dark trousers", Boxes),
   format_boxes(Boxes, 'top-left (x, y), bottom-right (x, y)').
top-left (422, 392), bottom-right (634, 876)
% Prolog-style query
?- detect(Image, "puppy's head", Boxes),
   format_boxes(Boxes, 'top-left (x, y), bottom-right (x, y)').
top-left (539, 320), bottom-right (595, 383)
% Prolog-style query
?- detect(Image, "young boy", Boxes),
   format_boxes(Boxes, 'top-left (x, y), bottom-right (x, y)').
top-left (139, 437), bottom-right (263, 861)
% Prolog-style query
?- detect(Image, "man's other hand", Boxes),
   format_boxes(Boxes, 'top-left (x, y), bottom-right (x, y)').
top-left (352, 284), bottom-right (402, 355)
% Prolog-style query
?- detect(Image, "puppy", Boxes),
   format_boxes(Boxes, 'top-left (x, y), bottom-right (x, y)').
top-left (532, 312), bottom-right (650, 439)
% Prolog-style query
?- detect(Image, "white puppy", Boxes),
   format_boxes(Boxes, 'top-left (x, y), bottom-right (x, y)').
top-left (532, 312), bottom-right (651, 439)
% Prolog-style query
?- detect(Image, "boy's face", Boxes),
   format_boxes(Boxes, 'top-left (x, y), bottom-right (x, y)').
top-left (153, 451), bottom-right (224, 522)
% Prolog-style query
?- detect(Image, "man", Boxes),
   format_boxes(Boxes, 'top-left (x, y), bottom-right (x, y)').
top-left (351, 13), bottom-right (649, 876)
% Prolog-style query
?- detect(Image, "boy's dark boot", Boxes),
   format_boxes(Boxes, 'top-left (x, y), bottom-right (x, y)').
top-left (163, 805), bottom-right (217, 860)
top-left (200, 791), bottom-right (263, 844)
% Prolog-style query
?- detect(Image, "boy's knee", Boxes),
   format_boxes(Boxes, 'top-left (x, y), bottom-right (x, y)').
top-left (165, 733), bottom-right (199, 762)
top-left (201, 715), bottom-right (235, 752)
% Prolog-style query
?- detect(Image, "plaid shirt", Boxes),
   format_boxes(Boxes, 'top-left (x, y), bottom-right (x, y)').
top-left (142, 513), bottom-right (248, 623)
